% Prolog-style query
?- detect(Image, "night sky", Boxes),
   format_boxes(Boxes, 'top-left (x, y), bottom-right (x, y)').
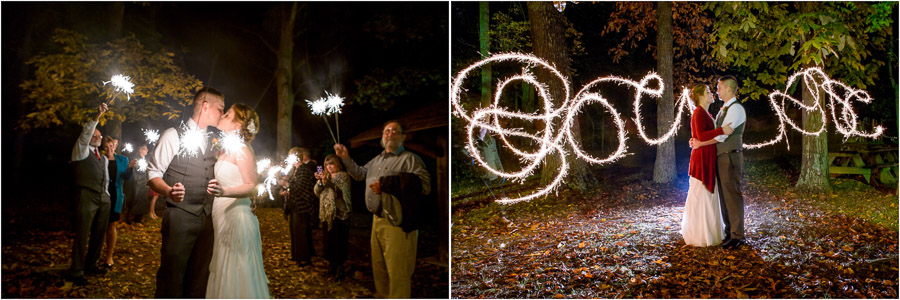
top-left (2, 2), bottom-right (448, 205)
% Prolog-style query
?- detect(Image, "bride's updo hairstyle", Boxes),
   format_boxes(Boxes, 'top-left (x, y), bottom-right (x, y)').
top-left (231, 103), bottom-right (260, 142)
top-left (689, 84), bottom-right (707, 108)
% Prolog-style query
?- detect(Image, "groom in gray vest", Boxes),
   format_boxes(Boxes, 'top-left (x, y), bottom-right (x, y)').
top-left (147, 87), bottom-right (225, 298)
top-left (712, 75), bottom-right (747, 250)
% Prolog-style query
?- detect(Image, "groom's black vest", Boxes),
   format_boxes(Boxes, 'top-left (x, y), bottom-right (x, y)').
top-left (162, 126), bottom-right (219, 216)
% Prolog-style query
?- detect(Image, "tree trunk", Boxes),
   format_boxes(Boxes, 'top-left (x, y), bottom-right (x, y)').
top-left (479, 2), bottom-right (491, 107)
top-left (795, 62), bottom-right (832, 193)
top-left (794, 2), bottom-right (831, 194)
top-left (528, 2), bottom-right (596, 191)
top-left (104, 2), bottom-right (125, 140)
top-left (653, 1), bottom-right (676, 183)
top-left (276, 3), bottom-right (298, 157)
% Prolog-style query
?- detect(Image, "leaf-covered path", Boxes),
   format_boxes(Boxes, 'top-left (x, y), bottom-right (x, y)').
top-left (2, 207), bottom-right (448, 298)
top-left (452, 157), bottom-right (898, 298)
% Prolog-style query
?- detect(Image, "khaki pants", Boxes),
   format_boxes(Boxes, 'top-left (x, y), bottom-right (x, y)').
top-left (371, 215), bottom-right (417, 298)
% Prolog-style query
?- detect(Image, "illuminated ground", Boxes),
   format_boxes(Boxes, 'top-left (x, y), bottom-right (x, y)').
top-left (451, 157), bottom-right (898, 298)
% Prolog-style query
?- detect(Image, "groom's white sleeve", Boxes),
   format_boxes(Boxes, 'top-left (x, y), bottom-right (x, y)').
top-left (714, 104), bottom-right (746, 143)
top-left (147, 127), bottom-right (180, 181)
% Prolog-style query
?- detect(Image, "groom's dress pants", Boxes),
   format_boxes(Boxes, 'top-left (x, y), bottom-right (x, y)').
top-left (70, 188), bottom-right (110, 276)
top-left (716, 151), bottom-right (745, 241)
top-left (155, 207), bottom-right (214, 298)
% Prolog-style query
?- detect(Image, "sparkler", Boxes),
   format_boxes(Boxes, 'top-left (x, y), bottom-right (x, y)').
top-left (122, 143), bottom-right (133, 153)
top-left (143, 129), bottom-right (160, 145)
top-left (256, 158), bottom-right (271, 174)
top-left (281, 153), bottom-right (299, 175)
top-left (102, 74), bottom-right (136, 104)
top-left (218, 130), bottom-right (247, 160)
top-left (177, 123), bottom-right (207, 158)
top-left (325, 91), bottom-right (345, 141)
top-left (135, 158), bottom-right (148, 172)
top-left (452, 53), bottom-right (884, 205)
top-left (306, 95), bottom-right (339, 143)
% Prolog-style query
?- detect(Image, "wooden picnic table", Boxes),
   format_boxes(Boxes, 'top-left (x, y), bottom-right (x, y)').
top-left (828, 143), bottom-right (898, 185)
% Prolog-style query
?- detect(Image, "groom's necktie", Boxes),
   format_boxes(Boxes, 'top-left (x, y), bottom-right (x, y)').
top-left (95, 148), bottom-right (101, 160)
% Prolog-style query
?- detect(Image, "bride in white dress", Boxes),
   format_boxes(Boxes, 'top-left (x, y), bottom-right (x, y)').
top-left (205, 103), bottom-right (270, 298)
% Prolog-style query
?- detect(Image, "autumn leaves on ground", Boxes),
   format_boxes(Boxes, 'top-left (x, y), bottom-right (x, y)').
top-left (1, 207), bottom-right (447, 298)
top-left (452, 156), bottom-right (899, 298)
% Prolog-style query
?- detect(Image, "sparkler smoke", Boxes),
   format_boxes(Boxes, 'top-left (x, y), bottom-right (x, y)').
top-left (143, 129), bottom-right (160, 145)
top-left (452, 53), bottom-right (884, 205)
top-left (218, 130), bottom-right (247, 160)
top-left (256, 158), bottom-right (271, 174)
top-left (136, 158), bottom-right (148, 172)
top-left (177, 123), bottom-right (207, 158)
top-left (122, 143), bottom-right (133, 153)
top-left (102, 74), bottom-right (136, 103)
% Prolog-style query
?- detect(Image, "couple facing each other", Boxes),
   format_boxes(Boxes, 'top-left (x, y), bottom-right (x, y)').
top-left (681, 75), bottom-right (747, 250)
top-left (147, 87), bottom-right (269, 298)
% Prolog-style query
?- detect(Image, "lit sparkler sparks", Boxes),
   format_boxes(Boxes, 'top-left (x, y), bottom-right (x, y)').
top-left (281, 153), bottom-right (299, 175)
top-left (306, 98), bottom-right (329, 116)
top-left (122, 143), bottom-right (133, 153)
top-left (143, 129), bottom-right (160, 145)
top-left (257, 184), bottom-right (267, 198)
top-left (135, 158), bottom-right (148, 172)
top-left (452, 53), bottom-right (884, 205)
top-left (103, 74), bottom-right (136, 102)
top-left (218, 130), bottom-right (246, 160)
top-left (256, 158), bottom-right (271, 174)
top-left (177, 123), bottom-right (207, 157)
top-left (325, 91), bottom-right (345, 141)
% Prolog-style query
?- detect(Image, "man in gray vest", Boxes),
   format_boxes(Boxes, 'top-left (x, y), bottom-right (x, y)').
top-left (148, 87), bottom-right (225, 298)
top-left (693, 75), bottom-right (747, 250)
top-left (68, 103), bottom-right (111, 285)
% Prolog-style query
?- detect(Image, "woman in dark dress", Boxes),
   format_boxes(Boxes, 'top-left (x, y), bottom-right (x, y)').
top-left (314, 154), bottom-right (352, 279)
top-left (100, 137), bottom-right (133, 267)
top-left (127, 145), bottom-right (151, 224)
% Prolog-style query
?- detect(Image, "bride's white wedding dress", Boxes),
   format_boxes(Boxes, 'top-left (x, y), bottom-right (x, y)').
top-left (206, 160), bottom-right (270, 299)
top-left (681, 177), bottom-right (724, 247)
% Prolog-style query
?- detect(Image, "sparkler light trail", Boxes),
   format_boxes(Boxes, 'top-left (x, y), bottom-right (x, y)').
top-left (122, 143), bottom-right (133, 153)
top-left (453, 53), bottom-right (884, 205)
top-left (177, 123), bottom-right (207, 158)
top-left (218, 130), bottom-right (246, 160)
top-left (743, 67), bottom-right (884, 149)
top-left (143, 129), bottom-right (160, 145)
top-left (135, 158), bottom-right (148, 172)
top-left (102, 74), bottom-right (136, 103)
top-left (256, 158), bottom-right (271, 174)
top-left (262, 166), bottom-right (283, 200)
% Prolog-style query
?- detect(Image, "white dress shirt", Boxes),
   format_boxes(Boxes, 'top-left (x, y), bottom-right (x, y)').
top-left (148, 118), bottom-right (207, 181)
top-left (714, 97), bottom-right (746, 143)
top-left (71, 120), bottom-right (110, 197)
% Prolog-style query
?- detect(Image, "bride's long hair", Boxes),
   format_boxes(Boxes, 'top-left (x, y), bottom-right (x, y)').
top-left (230, 103), bottom-right (259, 142)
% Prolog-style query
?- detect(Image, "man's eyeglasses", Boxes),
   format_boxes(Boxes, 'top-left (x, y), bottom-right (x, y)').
top-left (383, 128), bottom-right (402, 135)
top-left (92, 134), bottom-right (102, 139)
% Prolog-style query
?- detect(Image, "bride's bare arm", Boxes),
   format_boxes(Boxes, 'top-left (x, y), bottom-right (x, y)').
top-left (221, 146), bottom-right (259, 198)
